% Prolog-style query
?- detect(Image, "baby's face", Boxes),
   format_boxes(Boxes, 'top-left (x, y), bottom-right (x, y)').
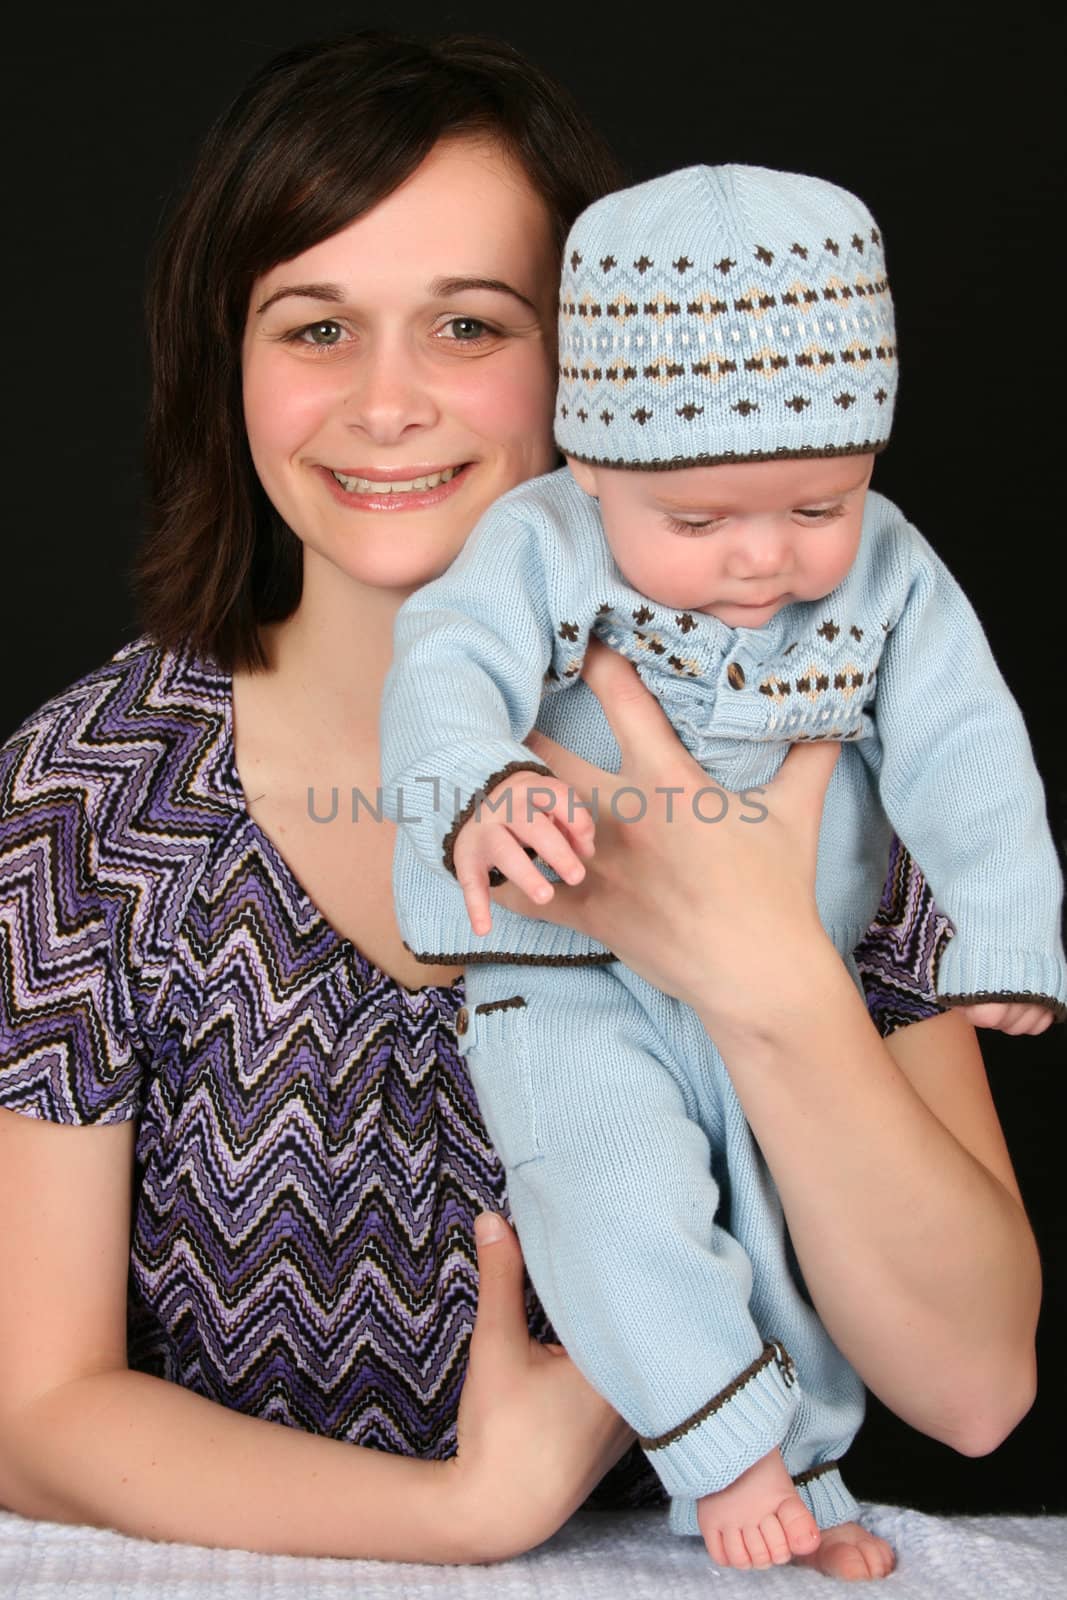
top-left (568, 454), bottom-right (875, 629)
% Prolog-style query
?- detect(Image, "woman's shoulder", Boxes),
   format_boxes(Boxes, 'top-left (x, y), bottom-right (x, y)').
top-left (0, 634), bottom-right (245, 999)
top-left (1, 634), bottom-right (243, 839)
top-left (0, 636), bottom-right (248, 1122)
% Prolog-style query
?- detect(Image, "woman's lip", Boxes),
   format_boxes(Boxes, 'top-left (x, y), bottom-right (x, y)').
top-left (317, 462), bottom-right (472, 511)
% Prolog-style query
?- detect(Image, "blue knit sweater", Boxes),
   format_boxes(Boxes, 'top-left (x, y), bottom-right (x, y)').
top-left (382, 468), bottom-right (1066, 1015)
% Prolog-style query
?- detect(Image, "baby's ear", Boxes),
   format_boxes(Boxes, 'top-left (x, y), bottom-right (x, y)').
top-left (565, 457), bottom-right (600, 498)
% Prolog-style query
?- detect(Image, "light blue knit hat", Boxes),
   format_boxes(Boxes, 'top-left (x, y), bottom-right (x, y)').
top-left (554, 164), bottom-right (897, 469)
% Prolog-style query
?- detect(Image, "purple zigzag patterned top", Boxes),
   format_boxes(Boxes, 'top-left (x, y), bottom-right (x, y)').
top-left (0, 638), bottom-right (948, 1502)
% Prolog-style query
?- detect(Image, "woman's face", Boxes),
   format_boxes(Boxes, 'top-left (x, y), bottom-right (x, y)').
top-left (242, 136), bottom-right (560, 595)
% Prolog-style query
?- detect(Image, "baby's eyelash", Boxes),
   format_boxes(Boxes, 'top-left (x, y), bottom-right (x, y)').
top-left (795, 504), bottom-right (844, 521)
top-left (666, 516), bottom-right (717, 536)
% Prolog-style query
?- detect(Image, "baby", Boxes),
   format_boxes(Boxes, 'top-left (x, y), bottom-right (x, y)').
top-left (381, 166), bottom-right (1066, 1573)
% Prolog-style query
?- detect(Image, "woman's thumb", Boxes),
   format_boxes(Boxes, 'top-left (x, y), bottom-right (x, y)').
top-left (775, 738), bottom-right (841, 804)
top-left (469, 1212), bottom-right (528, 1361)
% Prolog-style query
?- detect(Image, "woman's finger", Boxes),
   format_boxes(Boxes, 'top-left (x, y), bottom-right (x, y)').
top-left (524, 729), bottom-right (606, 797)
top-left (488, 867), bottom-right (593, 934)
top-left (578, 639), bottom-right (681, 771)
top-left (468, 1213), bottom-right (529, 1371)
top-left (760, 740), bottom-right (841, 838)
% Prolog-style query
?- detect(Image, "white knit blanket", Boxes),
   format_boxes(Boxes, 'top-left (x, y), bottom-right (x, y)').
top-left (2, 1503), bottom-right (1065, 1598)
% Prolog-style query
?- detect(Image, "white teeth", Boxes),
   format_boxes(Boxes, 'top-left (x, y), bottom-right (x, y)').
top-left (331, 466), bottom-right (459, 494)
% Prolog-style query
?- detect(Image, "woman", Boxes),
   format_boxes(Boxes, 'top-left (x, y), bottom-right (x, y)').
top-left (0, 31), bottom-right (1039, 1577)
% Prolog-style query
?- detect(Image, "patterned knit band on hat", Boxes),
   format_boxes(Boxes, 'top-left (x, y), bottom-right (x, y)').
top-left (554, 164), bottom-right (897, 470)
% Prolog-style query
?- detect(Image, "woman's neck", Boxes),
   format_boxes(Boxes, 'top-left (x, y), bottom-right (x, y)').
top-left (254, 553), bottom-right (408, 742)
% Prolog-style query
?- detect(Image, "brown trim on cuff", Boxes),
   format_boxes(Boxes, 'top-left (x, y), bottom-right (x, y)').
top-left (793, 1458), bottom-right (842, 1488)
top-left (637, 1340), bottom-right (797, 1451)
top-left (403, 941), bottom-right (616, 967)
top-left (940, 990), bottom-right (1066, 1024)
top-left (441, 761), bottom-right (553, 877)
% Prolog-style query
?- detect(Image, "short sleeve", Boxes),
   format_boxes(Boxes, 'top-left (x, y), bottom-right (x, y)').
top-left (0, 721), bottom-right (144, 1125)
top-left (855, 836), bottom-right (953, 1038)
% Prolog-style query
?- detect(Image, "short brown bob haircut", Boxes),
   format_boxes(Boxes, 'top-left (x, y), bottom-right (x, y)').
top-left (136, 31), bottom-right (623, 672)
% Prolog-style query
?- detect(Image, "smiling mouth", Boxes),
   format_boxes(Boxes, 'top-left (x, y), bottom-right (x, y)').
top-left (329, 465), bottom-right (463, 494)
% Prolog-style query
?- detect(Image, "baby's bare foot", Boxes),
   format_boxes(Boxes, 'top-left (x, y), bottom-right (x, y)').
top-left (793, 1520), bottom-right (895, 1581)
top-left (697, 1447), bottom-right (821, 1569)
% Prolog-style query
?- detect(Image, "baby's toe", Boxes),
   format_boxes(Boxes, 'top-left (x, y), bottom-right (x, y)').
top-left (722, 1527), bottom-right (753, 1569)
top-left (742, 1526), bottom-right (773, 1568)
top-left (858, 1532), bottom-right (896, 1578)
top-left (778, 1494), bottom-right (821, 1554)
top-left (703, 1527), bottom-right (728, 1568)
top-left (759, 1513), bottom-right (793, 1565)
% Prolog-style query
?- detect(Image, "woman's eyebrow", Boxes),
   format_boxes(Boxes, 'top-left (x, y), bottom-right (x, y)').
top-left (255, 276), bottom-right (539, 318)
top-left (428, 275), bottom-right (538, 313)
top-left (255, 282), bottom-right (346, 315)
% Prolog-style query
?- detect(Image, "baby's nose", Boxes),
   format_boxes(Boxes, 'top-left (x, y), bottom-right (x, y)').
top-left (729, 528), bottom-right (789, 576)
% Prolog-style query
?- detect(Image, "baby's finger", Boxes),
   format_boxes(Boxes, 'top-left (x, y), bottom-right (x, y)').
top-left (1006, 1004), bottom-right (1054, 1036)
top-left (456, 868), bottom-right (493, 937)
top-left (517, 812), bottom-right (587, 886)
top-left (554, 810), bottom-right (596, 858)
top-left (531, 785), bottom-right (594, 849)
top-left (485, 832), bottom-right (556, 908)
top-left (957, 1001), bottom-right (1008, 1029)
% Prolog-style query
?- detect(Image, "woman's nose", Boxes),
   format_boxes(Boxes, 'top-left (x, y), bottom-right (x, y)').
top-left (342, 343), bottom-right (438, 443)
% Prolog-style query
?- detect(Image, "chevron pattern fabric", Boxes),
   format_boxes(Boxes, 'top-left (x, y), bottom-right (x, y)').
top-left (0, 639), bottom-right (942, 1485)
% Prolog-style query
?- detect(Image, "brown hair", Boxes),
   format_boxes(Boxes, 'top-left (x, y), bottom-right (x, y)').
top-left (136, 31), bottom-right (623, 671)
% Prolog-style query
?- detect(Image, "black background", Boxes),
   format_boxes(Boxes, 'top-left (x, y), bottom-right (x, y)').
top-left (4, 1), bottom-right (1064, 1513)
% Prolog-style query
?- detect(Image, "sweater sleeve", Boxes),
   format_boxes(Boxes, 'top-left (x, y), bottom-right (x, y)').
top-left (873, 525), bottom-right (1067, 1018)
top-left (381, 497), bottom-right (560, 875)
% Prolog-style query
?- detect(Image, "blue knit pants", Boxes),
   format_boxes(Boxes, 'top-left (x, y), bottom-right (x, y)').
top-left (459, 958), bottom-right (865, 1535)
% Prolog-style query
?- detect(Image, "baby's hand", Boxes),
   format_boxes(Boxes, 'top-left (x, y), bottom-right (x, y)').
top-left (696, 1445), bottom-right (820, 1570)
top-left (956, 1001), bottom-right (1055, 1035)
top-left (451, 772), bottom-right (595, 937)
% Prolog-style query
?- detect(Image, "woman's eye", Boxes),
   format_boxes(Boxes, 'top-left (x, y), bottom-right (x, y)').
top-left (440, 316), bottom-right (493, 342)
top-left (287, 320), bottom-right (346, 348)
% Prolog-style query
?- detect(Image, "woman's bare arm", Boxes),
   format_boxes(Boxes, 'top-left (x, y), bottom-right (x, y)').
top-left (705, 977), bottom-right (1039, 1455)
top-left (0, 1109), bottom-right (630, 1560)
top-left (494, 641), bottom-right (1040, 1455)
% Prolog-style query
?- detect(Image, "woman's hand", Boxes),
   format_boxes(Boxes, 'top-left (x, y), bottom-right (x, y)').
top-left (492, 639), bottom-right (842, 1030)
top-left (447, 1211), bottom-right (634, 1562)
